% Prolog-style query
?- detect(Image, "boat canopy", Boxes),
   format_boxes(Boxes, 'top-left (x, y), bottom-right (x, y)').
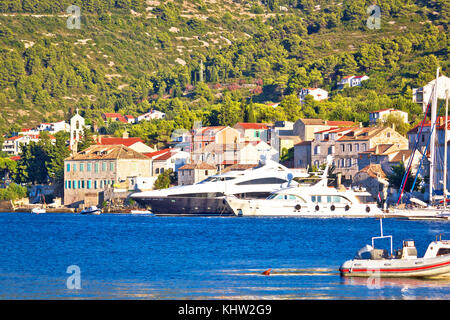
top-left (356, 244), bottom-right (373, 259)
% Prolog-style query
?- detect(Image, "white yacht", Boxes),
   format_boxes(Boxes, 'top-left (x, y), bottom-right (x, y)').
top-left (225, 156), bottom-right (383, 217)
top-left (130, 160), bottom-right (309, 215)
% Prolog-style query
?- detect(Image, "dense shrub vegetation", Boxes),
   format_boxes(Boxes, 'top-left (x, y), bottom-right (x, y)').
top-left (0, 0), bottom-right (448, 148)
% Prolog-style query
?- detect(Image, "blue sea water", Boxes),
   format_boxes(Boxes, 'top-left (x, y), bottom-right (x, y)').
top-left (0, 211), bottom-right (448, 300)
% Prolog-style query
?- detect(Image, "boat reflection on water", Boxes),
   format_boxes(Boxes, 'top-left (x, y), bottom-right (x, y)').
top-left (341, 275), bottom-right (450, 289)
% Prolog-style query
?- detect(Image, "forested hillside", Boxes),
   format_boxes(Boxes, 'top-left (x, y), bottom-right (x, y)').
top-left (0, 0), bottom-right (448, 147)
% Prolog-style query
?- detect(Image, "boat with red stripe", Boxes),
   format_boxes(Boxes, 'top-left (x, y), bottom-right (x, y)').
top-left (339, 219), bottom-right (450, 278)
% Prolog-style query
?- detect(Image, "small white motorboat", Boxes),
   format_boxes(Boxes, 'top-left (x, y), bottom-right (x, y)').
top-left (31, 207), bottom-right (46, 214)
top-left (130, 210), bottom-right (153, 215)
top-left (80, 206), bottom-right (102, 215)
top-left (340, 221), bottom-right (450, 278)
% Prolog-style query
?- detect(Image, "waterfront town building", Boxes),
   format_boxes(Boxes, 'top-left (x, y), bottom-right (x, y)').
top-left (63, 144), bottom-right (152, 208)
top-left (353, 164), bottom-right (389, 199)
top-left (309, 126), bottom-right (408, 183)
top-left (233, 122), bottom-right (270, 143)
top-left (268, 121), bottom-right (294, 158)
top-left (358, 144), bottom-right (421, 175)
top-left (177, 162), bottom-right (217, 186)
top-left (293, 141), bottom-right (311, 169)
top-left (96, 132), bottom-right (156, 154)
top-left (293, 119), bottom-right (356, 142)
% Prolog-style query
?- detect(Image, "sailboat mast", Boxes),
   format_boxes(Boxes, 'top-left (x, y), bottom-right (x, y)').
top-left (445, 89), bottom-right (449, 209)
top-left (429, 68), bottom-right (439, 204)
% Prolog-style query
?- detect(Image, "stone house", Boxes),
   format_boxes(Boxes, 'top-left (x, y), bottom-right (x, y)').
top-left (178, 162), bottom-right (217, 185)
top-left (353, 164), bottom-right (389, 200)
top-left (335, 127), bottom-right (408, 183)
top-left (358, 144), bottom-right (422, 176)
top-left (293, 119), bottom-right (356, 142)
top-left (310, 127), bottom-right (357, 169)
top-left (64, 144), bottom-right (152, 208)
top-left (310, 126), bottom-right (408, 183)
top-left (294, 141), bottom-right (311, 169)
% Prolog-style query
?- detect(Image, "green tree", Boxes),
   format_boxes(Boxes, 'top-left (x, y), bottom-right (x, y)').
top-left (387, 162), bottom-right (421, 191)
top-left (153, 168), bottom-right (175, 189)
top-left (377, 113), bottom-right (411, 136)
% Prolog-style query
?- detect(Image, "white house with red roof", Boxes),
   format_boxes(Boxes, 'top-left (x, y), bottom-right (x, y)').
top-left (144, 147), bottom-right (190, 176)
top-left (233, 122), bottom-right (270, 143)
top-left (2, 134), bottom-right (56, 155)
top-left (18, 120), bottom-right (69, 137)
top-left (298, 88), bottom-right (329, 102)
top-left (101, 113), bottom-right (129, 124)
top-left (136, 109), bottom-right (166, 122)
top-left (369, 108), bottom-right (408, 125)
top-left (338, 75), bottom-right (369, 89)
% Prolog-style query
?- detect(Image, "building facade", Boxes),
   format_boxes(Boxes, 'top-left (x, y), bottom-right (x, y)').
top-left (178, 162), bottom-right (217, 185)
top-left (64, 144), bottom-right (152, 208)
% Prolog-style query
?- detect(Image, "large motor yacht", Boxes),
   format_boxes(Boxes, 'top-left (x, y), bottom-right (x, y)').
top-left (130, 160), bottom-right (309, 215)
top-left (225, 156), bottom-right (383, 217)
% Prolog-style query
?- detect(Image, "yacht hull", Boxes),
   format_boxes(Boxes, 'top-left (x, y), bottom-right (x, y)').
top-left (225, 197), bottom-right (382, 217)
top-left (134, 196), bottom-right (235, 216)
top-left (340, 255), bottom-right (450, 278)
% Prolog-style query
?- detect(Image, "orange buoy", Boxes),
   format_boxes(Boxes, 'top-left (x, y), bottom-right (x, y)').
top-left (262, 268), bottom-right (271, 276)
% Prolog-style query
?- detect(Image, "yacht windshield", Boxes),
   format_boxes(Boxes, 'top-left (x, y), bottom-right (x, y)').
top-left (197, 176), bottom-right (235, 184)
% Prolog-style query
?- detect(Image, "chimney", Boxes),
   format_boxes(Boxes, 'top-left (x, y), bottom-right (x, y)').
top-left (337, 172), bottom-right (342, 187)
top-left (359, 122), bottom-right (363, 128)
top-left (123, 131), bottom-right (129, 139)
